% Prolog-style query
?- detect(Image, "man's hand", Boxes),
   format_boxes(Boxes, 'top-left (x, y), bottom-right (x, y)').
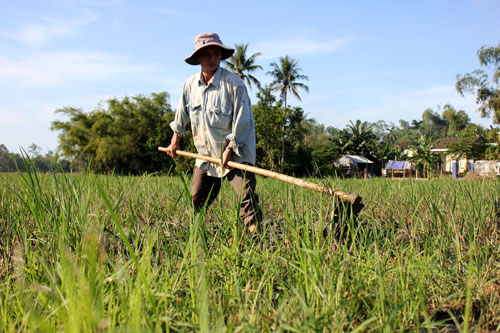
top-left (222, 147), bottom-right (233, 169)
top-left (165, 133), bottom-right (180, 158)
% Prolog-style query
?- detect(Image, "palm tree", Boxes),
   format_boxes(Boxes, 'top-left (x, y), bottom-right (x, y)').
top-left (267, 56), bottom-right (309, 171)
top-left (345, 120), bottom-right (377, 156)
top-left (223, 43), bottom-right (263, 90)
top-left (408, 135), bottom-right (440, 178)
top-left (267, 55), bottom-right (309, 110)
top-left (385, 126), bottom-right (397, 145)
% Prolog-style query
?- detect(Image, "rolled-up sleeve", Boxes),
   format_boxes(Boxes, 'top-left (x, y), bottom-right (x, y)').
top-left (169, 86), bottom-right (190, 137)
top-left (226, 84), bottom-right (253, 156)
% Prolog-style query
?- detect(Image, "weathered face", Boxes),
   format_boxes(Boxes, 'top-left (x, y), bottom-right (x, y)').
top-left (197, 46), bottom-right (222, 74)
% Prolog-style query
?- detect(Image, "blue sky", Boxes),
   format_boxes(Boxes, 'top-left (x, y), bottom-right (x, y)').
top-left (1, 0), bottom-right (499, 154)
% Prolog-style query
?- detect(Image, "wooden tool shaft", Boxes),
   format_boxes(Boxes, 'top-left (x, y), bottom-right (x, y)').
top-left (158, 147), bottom-right (360, 205)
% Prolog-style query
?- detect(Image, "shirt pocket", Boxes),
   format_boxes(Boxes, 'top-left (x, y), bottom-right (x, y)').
top-left (189, 103), bottom-right (202, 126)
top-left (208, 106), bottom-right (232, 130)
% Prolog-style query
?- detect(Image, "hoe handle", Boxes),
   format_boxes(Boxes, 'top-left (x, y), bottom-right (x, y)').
top-left (158, 147), bottom-right (361, 206)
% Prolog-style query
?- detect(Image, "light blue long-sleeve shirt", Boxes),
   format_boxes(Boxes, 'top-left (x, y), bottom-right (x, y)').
top-left (170, 67), bottom-right (256, 177)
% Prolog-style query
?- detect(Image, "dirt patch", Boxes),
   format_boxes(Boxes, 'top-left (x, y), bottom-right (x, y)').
top-left (462, 171), bottom-right (497, 180)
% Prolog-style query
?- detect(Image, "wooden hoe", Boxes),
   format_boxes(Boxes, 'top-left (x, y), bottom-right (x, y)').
top-left (158, 147), bottom-right (364, 220)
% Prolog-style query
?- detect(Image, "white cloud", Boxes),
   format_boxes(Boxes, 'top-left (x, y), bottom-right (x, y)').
top-left (0, 50), bottom-right (160, 87)
top-left (253, 35), bottom-right (353, 59)
top-left (4, 11), bottom-right (98, 45)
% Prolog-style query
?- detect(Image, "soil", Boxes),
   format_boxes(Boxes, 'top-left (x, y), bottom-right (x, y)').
top-left (461, 171), bottom-right (498, 180)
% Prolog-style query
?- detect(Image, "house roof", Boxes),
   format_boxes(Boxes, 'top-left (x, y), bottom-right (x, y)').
top-left (431, 136), bottom-right (485, 151)
top-left (334, 155), bottom-right (373, 167)
top-left (385, 160), bottom-right (413, 170)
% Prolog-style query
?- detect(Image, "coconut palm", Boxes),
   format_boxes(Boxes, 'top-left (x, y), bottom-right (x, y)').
top-left (223, 43), bottom-right (263, 90)
top-left (267, 56), bottom-right (309, 171)
top-left (345, 120), bottom-right (377, 156)
top-left (267, 55), bottom-right (309, 110)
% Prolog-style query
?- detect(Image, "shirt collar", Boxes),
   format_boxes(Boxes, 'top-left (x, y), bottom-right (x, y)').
top-left (198, 66), bottom-right (222, 88)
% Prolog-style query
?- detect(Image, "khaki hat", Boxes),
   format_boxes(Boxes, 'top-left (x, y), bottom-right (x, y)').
top-left (185, 32), bottom-right (235, 65)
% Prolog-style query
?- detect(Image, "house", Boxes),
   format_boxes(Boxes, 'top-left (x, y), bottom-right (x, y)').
top-left (384, 160), bottom-right (414, 178)
top-left (474, 160), bottom-right (500, 176)
top-left (395, 142), bottom-right (415, 158)
top-left (430, 136), bottom-right (486, 174)
top-left (334, 155), bottom-right (374, 178)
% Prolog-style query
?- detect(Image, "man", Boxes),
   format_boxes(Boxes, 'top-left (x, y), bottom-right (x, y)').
top-left (164, 32), bottom-right (262, 232)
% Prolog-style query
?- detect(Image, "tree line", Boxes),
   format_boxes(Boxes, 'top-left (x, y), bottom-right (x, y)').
top-left (2, 43), bottom-right (498, 176)
top-left (0, 144), bottom-right (72, 173)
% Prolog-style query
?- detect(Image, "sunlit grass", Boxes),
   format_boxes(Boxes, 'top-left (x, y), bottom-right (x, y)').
top-left (0, 163), bottom-right (499, 331)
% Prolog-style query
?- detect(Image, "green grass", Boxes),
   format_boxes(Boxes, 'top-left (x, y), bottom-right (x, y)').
top-left (1, 164), bottom-right (500, 331)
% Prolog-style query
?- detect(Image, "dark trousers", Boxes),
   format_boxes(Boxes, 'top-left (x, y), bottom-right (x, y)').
top-left (191, 167), bottom-right (262, 227)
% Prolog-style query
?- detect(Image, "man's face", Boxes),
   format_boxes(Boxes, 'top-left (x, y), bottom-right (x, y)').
top-left (197, 46), bottom-right (222, 73)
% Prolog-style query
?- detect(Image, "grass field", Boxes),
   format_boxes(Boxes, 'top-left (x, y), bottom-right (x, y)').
top-left (1, 163), bottom-right (499, 331)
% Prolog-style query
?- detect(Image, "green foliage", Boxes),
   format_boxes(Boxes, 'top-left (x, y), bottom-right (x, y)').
top-left (309, 141), bottom-right (338, 176)
top-left (253, 87), bottom-right (309, 175)
top-left (223, 43), bottom-right (263, 90)
top-left (330, 128), bottom-right (352, 155)
top-left (393, 119), bottom-right (419, 144)
top-left (331, 120), bottom-right (377, 157)
top-left (267, 55), bottom-right (309, 107)
top-left (253, 91), bottom-right (495, 177)
top-left (253, 87), bottom-right (282, 171)
top-left (486, 126), bottom-right (500, 143)
top-left (266, 56), bottom-right (309, 172)
top-left (485, 144), bottom-right (500, 159)
top-left (0, 145), bottom-right (18, 172)
top-left (346, 120), bottom-right (377, 156)
top-left (408, 135), bottom-right (441, 179)
top-left (460, 123), bottom-right (487, 139)
top-left (282, 106), bottom-right (310, 175)
top-left (0, 144), bottom-right (72, 173)
top-left (421, 108), bottom-right (448, 138)
top-left (445, 137), bottom-right (487, 161)
top-left (442, 104), bottom-right (470, 136)
top-left (375, 142), bottom-right (401, 164)
top-left (408, 105), bottom-right (471, 140)
top-left (303, 119), bottom-right (340, 176)
top-left (51, 92), bottom-right (175, 174)
top-left (484, 126), bottom-right (500, 160)
top-left (456, 43), bottom-right (500, 124)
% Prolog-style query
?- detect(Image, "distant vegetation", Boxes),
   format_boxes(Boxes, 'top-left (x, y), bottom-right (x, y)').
top-left (0, 143), bottom-right (71, 173)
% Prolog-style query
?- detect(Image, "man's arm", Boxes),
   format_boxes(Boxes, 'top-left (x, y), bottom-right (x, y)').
top-left (222, 81), bottom-right (252, 169)
top-left (222, 141), bottom-right (234, 169)
top-left (225, 83), bottom-right (253, 158)
top-left (165, 132), bottom-right (181, 158)
top-left (165, 84), bottom-right (190, 158)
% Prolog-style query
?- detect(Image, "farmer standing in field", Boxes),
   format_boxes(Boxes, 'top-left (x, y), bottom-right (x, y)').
top-left (164, 32), bottom-right (262, 233)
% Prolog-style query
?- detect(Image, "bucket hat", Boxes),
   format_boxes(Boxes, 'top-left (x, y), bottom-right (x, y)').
top-left (185, 32), bottom-right (235, 65)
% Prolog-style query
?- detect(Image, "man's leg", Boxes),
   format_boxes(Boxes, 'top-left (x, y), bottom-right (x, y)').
top-left (191, 167), bottom-right (221, 211)
top-left (226, 168), bottom-right (262, 231)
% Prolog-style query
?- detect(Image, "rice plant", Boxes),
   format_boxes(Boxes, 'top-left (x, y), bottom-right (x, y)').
top-left (1, 162), bottom-right (499, 331)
